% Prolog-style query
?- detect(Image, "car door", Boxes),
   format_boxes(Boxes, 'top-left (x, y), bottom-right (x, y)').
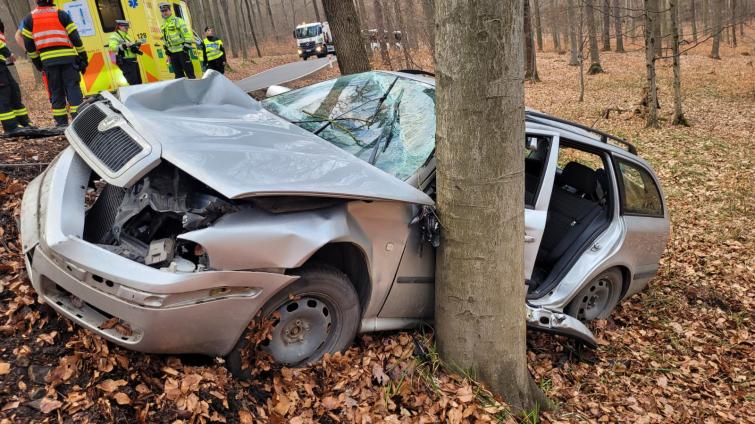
top-left (524, 130), bottom-right (560, 280)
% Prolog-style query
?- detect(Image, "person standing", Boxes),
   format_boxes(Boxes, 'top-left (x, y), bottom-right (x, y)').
top-left (201, 26), bottom-right (225, 74)
top-left (21, 0), bottom-right (87, 128)
top-left (158, 3), bottom-right (195, 79)
top-left (0, 19), bottom-right (32, 135)
top-left (109, 19), bottom-right (143, 86)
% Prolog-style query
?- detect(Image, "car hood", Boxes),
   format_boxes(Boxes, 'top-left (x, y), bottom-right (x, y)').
top-left (114, 71), bottom-right (433, 205)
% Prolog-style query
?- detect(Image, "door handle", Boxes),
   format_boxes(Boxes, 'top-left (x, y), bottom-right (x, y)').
top-left (524, 234), bottom-right (536, 243)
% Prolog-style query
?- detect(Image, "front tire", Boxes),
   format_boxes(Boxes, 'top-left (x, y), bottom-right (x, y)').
top-left (226, 265), bottom-right (360, 378)
top-left (566, 269), bottom-right (623, 321)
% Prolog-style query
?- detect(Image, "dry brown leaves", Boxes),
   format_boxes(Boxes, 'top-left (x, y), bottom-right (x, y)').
top-left (0, 31), bottom-right (753, 423)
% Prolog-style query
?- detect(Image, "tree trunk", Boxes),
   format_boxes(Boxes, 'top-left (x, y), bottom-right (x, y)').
top-left (644, 0), bottom-right (659, 127)
top-left (702, 0), bottom-right (709, 35)
top-left (711, 0), bottom-right (722, 58)
top-left (245, 0), bottom-right (262, 57)
top-left (731, 0), bottom-right (737, 47)
top-left (253, 0), bottom-right (266, 39)
top-left (394, 0), bottom-right (413, 68)
top-left (374, 0), bottom-right (392, 67)
top-left (434, 0), bottom-right (547, 411)
top-left (265, 0), bottom-right (280, 42)
top-left (524, 0), bottom-right (540, 81)
top-left (322, 0), bottom-right (371, 74)
top-left (312, 0), bottom-right (322, 22)
top-left (652, 0), bottom-right (662, 56)
top-left (218, 0), bottom-right (237, 57)
top-left (422, 0), bottom-right (435, 56)
top-left (551, 1), bottom-right (563, 53)
top-left (690, 0), bottom-right (698, 42)
top-left (585, 0), bottom-right (604, 73)
top-left (670, 0), bottom-right (687, 125)
top-left (602, 0), bottom-right (611, 50)
top-left (613, 0), bottom-right (625, 51)
top-left (567, 0), bottom-right (580, 65)
top-left (533, 0), bottom-right (544, 51)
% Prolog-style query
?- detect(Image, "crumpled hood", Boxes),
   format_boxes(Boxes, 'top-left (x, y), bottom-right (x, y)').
top-left (115, 71), bottom-right (433, 205)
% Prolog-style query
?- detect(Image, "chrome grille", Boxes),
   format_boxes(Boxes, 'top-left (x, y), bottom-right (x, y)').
top-left (72, 105), bottom-right (143, 173)
top-left (83, 184), bottom-right (127, 244)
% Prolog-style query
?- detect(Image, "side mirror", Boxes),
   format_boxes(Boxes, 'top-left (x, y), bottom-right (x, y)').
top-left (266, 85), bottom-right (291, 97)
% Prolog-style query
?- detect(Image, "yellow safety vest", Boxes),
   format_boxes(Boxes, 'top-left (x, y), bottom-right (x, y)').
top-left (202, 38), bottom-right (223, 61)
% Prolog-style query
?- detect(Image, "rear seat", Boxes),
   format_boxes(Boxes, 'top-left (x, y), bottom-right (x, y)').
top-left (536, 162), bottom-right (607, 267)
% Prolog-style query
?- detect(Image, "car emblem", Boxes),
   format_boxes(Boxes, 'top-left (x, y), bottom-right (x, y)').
top-left (98, 115), bottom-right (122, 132)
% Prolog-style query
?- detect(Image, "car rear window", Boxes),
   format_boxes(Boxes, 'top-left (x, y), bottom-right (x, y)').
top-left (616, 159), bottom-right (663, 217)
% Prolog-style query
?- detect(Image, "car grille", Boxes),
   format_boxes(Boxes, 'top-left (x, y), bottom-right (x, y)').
top-left (301, 41), bottom-right (315, 49)
top-left (72, 105), bottom-right (143, 173)
top-left (83, 184), bottom-right (127, 244)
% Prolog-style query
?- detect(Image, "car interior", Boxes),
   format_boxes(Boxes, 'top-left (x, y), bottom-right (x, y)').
top-left (525, 139), bottom-right (613, 298)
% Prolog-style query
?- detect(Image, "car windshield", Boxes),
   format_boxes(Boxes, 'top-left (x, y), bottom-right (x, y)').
top-left (260, 72), bottom-right (436, 181)
top-left (295, 25), bottom-right (321, 38)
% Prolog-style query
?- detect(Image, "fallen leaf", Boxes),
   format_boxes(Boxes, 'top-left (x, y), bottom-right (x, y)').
top-left (39, 398), bottom-right (62, 414)
top-left (97, 379), bottom-right (128, 393)
top-left (0, 363), bottom-right (9, 375)
top-left (238, 409), bottom-right (254, 424)
top-left (1, 401), bottom-right (19, 411)
top-left (113, 392), bottom-right (131, 405)
top-left (321, 396), bottom-right (341, 411)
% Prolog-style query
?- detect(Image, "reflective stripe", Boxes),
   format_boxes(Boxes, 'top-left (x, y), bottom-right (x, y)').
top-left (30, 7), bottom-right (74, 53)
top-left (22, 28), bottom-right (33, 38)
top-left (65, 23), bottom-right (77, 34)
top-left (13, 108), bottom-right (29, 116)
top-left (68, 105), bottom-right (79, 113)
top-left (75, 45), bottom-right (85, 53)
top-left (0, 112), bottom-right (16, 120)
top-left (28, 51), bottom-right (39, 59)
top-left (39, 49), bottom-right (77, 60)
top-left (34, 29), bottom-right (69, 38)
top-left (52, 108), bottom-right (68, 116)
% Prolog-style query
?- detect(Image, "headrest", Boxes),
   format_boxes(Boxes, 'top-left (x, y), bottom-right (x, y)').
top-left (562, 162), bottom-right (597, 195)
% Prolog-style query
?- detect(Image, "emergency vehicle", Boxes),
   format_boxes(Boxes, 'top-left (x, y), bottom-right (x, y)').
top-left (293, 21), bottom-right (334, 60)
top-left (54, 0), bottom-right (202, 95)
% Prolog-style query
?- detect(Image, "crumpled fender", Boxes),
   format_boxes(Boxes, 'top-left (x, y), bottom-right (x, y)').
top-left (526, 304), bottom-right (598, 347)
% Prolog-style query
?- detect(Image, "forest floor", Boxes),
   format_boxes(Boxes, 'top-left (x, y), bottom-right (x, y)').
top-left (0, 32), bottom-right (753, 423)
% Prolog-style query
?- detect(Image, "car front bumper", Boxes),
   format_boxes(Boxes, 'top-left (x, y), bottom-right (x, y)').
top-left (21, 148), bottom-right (297, 356)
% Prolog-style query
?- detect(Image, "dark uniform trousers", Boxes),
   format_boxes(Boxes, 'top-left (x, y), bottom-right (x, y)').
top-left (168, 50), bottom-right (195, 79)
top-left (45, 63), bottom-right (83, 126)
top-left (207, 58), bottom-right (224, 74)
top-left (0, 65), bottom-right (30, 131)
top-left (120, 58), bottom-right (142, 85)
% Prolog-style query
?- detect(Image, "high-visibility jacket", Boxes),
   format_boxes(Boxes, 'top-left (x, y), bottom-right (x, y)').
top-left (21, 6), bottom-right (84, 66)
top-left (109, 30), bottom-right (138, 60)
top-left (202, 37), bottom-right (224, 61)
top-left (160, 16), bottom-right (192, 54)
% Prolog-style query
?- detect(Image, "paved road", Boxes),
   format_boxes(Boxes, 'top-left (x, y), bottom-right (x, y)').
top-left (234, 56), bottom-right (335, 93)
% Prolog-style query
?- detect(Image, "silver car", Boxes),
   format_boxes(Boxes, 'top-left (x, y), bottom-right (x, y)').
top-left (20, 71), bottom-right (669, 373)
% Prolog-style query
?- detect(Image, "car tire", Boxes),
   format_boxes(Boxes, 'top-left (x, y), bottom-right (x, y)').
top-left (566, 268), bottom-right (623, 321)
top-left (225, 264), bottom-right (360, 379)
top-left (302, 55), bottom-right (309, 61)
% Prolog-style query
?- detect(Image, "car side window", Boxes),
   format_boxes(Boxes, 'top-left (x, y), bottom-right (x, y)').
top-left (616, 159), bottom-right (663, 217)
top-left (525, 135), bottom-right (550, 207)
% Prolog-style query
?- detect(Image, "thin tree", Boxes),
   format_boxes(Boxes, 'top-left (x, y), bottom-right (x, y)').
top-left (421, 0), bottom-right (435, 56)
top-left (434, 0), bottom-right (548, 411)
top-left (567, 0), bottom-right (580, 65)
top-left (550, 1), bottom-right (563, 53)
top-left (533, 0), bottom-right (544, 51)
top-left (613, 0), bottom-right (625, 52)
top-left (711, 0), bottom-right (722, 58)
top-left (394, 0), bottom-right (413, 68)
top-left (312, 0), bottom-right (322, 22)
top-left (669, 0), bottom-right (687, 126)
top-left (244, 0), bottom-right (262, 57)
top-left (265, 0), bottom-right (280, 42)
top-left (702, 0), bottom-right (709, 34)
top-left (373, 0), bottom-right (391, 67)
top-left (690, 0), bottom-right (698, 42)
top-left (524, 0), bottom-right (540, 81)
top-left (644, 0), bottom-right (659, 127)
top-left (731, 0), bottom-right (737, 47)
top-left (585, 0), bottom-right (604, 73)
top-left (602, 0), bottom-right (611, 50)
top-left (322, 0), bottom-right (371, 74)
top-left (652, 0), bottom-right (662, 56)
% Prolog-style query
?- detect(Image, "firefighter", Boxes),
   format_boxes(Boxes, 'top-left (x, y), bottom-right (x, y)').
top-left (201, 26), bottom-right (225, 74)
top-left (21, 0), bottom-right (87, 128)
top-left (108, 19), bottom-right (143, 86)
top-left (0, 19), bottom-right (32, 135)
top-left (158, 3), bottom-right (195, 79)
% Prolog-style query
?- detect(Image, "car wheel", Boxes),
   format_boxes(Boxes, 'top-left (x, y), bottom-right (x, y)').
top-left (225, 265), bottom-right (360, 378)
top-left (302, 55), bottom-right (309, 61)
top-left (566, 269), bottom-right (623, 321)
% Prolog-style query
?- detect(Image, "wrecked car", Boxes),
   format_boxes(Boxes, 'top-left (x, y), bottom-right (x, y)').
top-left (20, 70), bottom-right (669, 373)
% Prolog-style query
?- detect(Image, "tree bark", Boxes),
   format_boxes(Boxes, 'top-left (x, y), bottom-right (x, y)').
top-left (394, 0), bottom-right (413, 68)
top-left (669, 0), bottom-right (687, 126)
top-left (585, 0), bottom-right (604, 73)
top-left (550, 1), bottom-right (563, 53)
top-left (533, 0), bottom-right (544, 51)
top-left (731, 0), bottom-right (737, 47)
top-left (244, 0), bottom-right (262, 57)
top-left (373, 0), bottom-right (392, 67)
top-left (702, 0), bottom-right (709, 35)
top-left (524, 0), bottom-right (540, 81)
top-left (567, 0), bottom-right (580, 65)
top-left (218, 0), bottom-right (237, 57)
top-left (422, 0), bottom-right (435, 56)
top-left (265, 0), bottom-right (280, 42)
top-left (652, 0), bottom-right (662, 56)
top-left (711, 0), bottom-right (722, 58)
top-left (644, 0), bottom-right (659, 127)
top-left (322, 0), bottom-right (371, 74)
top-left (613, 0), bottom-right (625, 51)
top-left (602, 0), bottom-right (611, 50)
top-left (312, 0), bottom-right (322, 22)
top-left (434, 0), bottom-right (547, 411)
top-left (690, 0), bottom-right (698, 42)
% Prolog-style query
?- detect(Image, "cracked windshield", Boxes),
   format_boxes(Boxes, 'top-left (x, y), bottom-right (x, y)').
top-left (261, 72), bottom-right (436, 181)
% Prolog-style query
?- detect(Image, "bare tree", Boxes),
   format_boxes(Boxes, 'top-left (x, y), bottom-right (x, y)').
top-left (421, 0), bottom-right (435, 55)
top-left (322, 0), bottom-right (371, 74)
top-left (613, 0), bottom-right (625, 52)
top-left (373, 0), bottom-right (391, 67)
top-left (711, 0), bottom-right (722, 58)
top-left (434, 0), bottom-right (547, 411)
top-left (602, 0), bottom-right (611, 50)
top-left (312, 0), bottom-right (322, 22)
top-left (690, 0), bottom-right (698, 42)
top-left (585, 0), bottom-right (604, 73)
top-left (533, 0), bottom-right (544, 51)
top-left (669, 0), bottom-right (687, 126)
top-left (244, 0), bottom-right (262, 57)
top-left (702, 0), bottom-right (709, 35)
top-left (524, 0), bottom-right (540, 81)
top-left (644, 0), bottom-right (659, 127)
top-left (731, 0), bottom-right (737, 47)
top-left (652, 0), bottom-right (662, 56)
top-left (265, 0), bottom-right (280, 42)
top-left (567, 0), bottom-right (580, 65)
top-left (550, 1), bottom-right (563, 53)
top-left (394, 0), bottom-right (413, 68)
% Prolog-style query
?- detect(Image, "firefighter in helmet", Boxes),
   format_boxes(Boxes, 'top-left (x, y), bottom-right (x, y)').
top-left (109, 19), bottom-right (143, 86)
top-left (21, 0), bottom-right (87, 128)
top-left (158, 2), bottom-right (195, 79)
top-left (0, 19), bottom-right (32, 135)
top-left (201, 26), bottom-right (225, 74)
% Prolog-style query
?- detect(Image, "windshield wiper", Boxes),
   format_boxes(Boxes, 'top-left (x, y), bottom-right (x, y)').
top-left (369, 89), bottom-right (404, 165)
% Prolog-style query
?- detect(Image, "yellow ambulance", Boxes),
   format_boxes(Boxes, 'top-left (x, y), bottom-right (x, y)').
top-left (54, 0), bottom-right (203, 95)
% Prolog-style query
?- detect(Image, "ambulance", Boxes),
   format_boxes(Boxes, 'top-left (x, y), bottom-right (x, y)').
top-left (54, 0), bottom-right (202, 95)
